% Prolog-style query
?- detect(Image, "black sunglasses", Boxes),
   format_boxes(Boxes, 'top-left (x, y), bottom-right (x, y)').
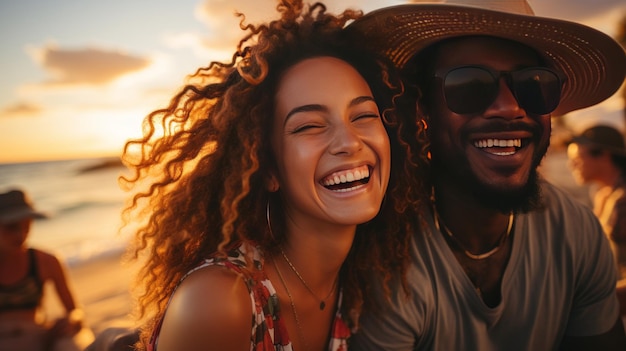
top-left (434, 65), bottom-right (565, 115)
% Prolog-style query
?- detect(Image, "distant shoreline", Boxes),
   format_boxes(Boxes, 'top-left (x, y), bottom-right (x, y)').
top-left (0, 154), bottom-right (122, 166)
top-left (77, 158), bottom-right (125, 174)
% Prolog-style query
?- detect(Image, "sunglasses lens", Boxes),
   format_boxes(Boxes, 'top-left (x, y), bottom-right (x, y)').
top-left (443, 67), bottom-right (498, 114)
top-left (512, 69), bottom-right (562, 115)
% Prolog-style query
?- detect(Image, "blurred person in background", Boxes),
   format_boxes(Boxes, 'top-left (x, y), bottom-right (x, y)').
top-left (0, 189), bottom-right (93, 351)
top-left (567, 125), bottom-right (626, 323)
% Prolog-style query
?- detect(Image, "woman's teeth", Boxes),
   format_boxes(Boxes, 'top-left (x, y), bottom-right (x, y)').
top-left (322, 166), bottom-right (370, 187)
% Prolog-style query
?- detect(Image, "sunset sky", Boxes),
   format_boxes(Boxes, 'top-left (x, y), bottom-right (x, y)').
top-left (1, 0), bottom-right (625, 163)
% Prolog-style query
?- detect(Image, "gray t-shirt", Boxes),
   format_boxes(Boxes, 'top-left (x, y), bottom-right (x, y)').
top-left (351, 182), bottom-right (619, 351)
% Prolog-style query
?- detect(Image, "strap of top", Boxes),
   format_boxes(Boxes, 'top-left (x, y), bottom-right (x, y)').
top-left (28, 248), bottom-right (40, 281)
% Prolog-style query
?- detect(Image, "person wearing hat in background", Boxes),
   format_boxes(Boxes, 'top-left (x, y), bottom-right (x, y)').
top-left (345, 0), bottom-right (626, 349)
top-left (0, 189), bottom-right (93, 351)
top-left (567, 125), bottom-right (626, 324)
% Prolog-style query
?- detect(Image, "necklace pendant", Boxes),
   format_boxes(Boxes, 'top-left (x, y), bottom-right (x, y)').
top-left (320, 301), bottom-right (326, 310)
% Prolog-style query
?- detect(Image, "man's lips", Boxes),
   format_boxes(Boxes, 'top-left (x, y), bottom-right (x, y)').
top-left (473, 138), bottom-right (523, 156)
top-left (470, 128), bottom-right (534, 155)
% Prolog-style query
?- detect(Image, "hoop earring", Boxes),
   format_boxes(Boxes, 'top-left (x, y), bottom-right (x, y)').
top-left (266, 200), bottom-right (273, 237)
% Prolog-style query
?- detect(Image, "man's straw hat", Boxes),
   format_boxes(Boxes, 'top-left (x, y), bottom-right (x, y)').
top-left (0, 189), bottom-right (47, 224)
top-left (345, 0), bottom-right (626, 116)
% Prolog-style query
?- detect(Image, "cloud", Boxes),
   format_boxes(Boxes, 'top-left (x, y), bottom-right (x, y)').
top-left (192, 0), bottom-right (275, 51)
top-left (182, 0), bottom-right (398, 56)
top-left (155, 0), bottom-right (275, 63)
top-left (0, 102), bottom-right (42, 118)
top-left (28, 44), bottom-right (152, 86)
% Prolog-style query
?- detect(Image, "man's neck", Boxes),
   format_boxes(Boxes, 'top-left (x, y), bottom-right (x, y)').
top-left (432, 183), bottom-right (515, 307)
top-left (433, 184), bottom-right (513, 253)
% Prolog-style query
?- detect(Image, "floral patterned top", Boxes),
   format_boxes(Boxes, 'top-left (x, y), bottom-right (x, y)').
top-left (149, 241), bottom-right (351, 351)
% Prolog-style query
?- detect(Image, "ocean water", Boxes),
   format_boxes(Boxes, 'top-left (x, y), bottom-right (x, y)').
top-left (0, 151), bottom-right (592, 269)
top-left (0, 157), bottom-right (131, 267)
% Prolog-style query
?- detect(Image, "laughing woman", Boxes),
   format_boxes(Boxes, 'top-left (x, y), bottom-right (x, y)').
top-left (120, 0), bottom-right (428, 350)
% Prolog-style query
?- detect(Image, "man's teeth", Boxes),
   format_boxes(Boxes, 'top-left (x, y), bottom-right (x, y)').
top-left (474, 138), bottom-right (521, 148)
top-left (492, 151), bottom-right (516, 156)
top-left (322, 167), bottom-right (370, 186)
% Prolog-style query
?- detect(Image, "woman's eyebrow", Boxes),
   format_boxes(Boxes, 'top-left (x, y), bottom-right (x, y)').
top-left (349, 95), bottom-right (376, 107)
top-left (283, 104), bottom-right (327, 126)
top-left (283, 95), bottom-right (376, 126)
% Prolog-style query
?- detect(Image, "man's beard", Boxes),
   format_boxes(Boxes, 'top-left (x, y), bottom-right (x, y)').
top-left (432, 142), bottom-right (548, 214)
top-left (468, 166), bottom-right (543, 213)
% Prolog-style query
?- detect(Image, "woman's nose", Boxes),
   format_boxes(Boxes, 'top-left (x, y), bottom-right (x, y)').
top-left (328, 123), bottom-right (363, 156)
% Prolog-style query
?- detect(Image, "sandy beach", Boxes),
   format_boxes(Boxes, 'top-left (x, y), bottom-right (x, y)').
top-left (69, 254), bottom-right (138, 334)
top-left (43, 252), bottom-right (139, 340)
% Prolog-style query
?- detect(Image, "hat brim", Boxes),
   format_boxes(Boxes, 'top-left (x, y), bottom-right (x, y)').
top-left (0, 209), bottom-right (48, 224)
top-left (346, 4), bottom-right (626, 116)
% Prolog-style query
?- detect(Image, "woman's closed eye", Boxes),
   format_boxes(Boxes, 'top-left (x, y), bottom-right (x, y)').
top-left (288, 122), bottom-right (325, 134)
top-left (287, 111), bottom-right (380, 134)
top-left (352, 112), bottom-right (381, 123)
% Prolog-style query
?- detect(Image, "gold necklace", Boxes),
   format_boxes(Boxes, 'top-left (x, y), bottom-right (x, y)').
top-left (280, 248), bottom-right (337, 310)
top-left (432, 205), bottom-right (514, 260)
top-left (273, 257), bottom-right (309, 351)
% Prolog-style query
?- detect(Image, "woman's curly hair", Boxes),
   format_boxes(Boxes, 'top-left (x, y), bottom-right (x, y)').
top-left (121, 0), bottom-right (430, 346)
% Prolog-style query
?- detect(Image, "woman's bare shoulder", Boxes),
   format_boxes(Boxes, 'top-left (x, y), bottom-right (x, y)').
top-left (155, 265), bottom-right (252, 351)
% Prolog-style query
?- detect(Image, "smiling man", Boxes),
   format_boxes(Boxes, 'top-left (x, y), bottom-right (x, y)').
top-left (346, 0), bottom-right (626, 350)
